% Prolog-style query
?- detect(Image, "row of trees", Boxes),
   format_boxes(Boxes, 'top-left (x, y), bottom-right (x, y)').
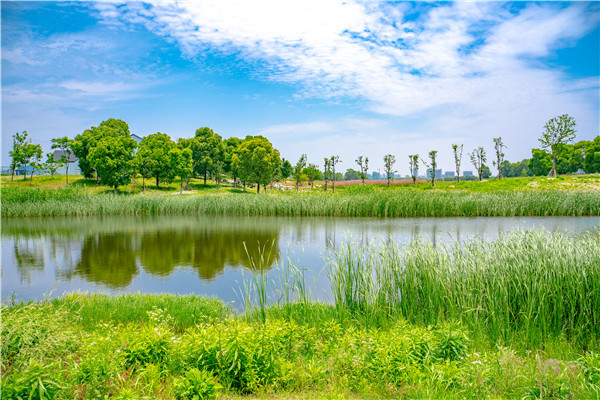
top-left (9, 114), bottom-right (600, 192)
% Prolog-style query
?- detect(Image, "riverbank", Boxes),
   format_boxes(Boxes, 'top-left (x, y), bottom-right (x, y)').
top-left (2, 176), bottom-right (600, 217)
top-left (3, 231), bottom-right (599, 399)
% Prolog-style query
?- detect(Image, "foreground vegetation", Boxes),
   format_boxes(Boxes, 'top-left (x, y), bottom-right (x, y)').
top-left (3, 231), bottom-right (599, 399)
top-left (2, 174), bottom-right (599, 217)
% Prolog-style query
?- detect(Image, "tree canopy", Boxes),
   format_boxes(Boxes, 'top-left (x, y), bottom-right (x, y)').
top-left (232, 136), bottom-right (281, 193)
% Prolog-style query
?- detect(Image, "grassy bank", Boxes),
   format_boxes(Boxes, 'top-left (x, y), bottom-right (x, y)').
top-left (2, 183), bottom-right (599, 217)
top-left (2, 231), bottom-right (599, 399)
top-left (3, 294), bottom-right (599, 400)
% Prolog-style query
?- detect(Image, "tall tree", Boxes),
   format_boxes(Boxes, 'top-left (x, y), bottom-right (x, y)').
top-left (193, 127), bottom-right (225, 186)
top-left (280, 158), bottom-right (293, 181)
top-left (223, 137), bottom-right (243, 187)
top-left (330, 155), bottom-right (340, 193)
top-left (51, 137), bottom-right (74, 184)
top-left (232, 136), bottom-right (281, 194)
top-left (9, 131), bottom-right (29, 181)
top-left (355, 156), bottom-right (369, 185)
top-left (88, 135), bottom-right (137, 194)
top-left (409, 154), bottom-right (419, 184)
top-left (539, 114), bottom-right (576, 178)
top-left (528, 149), bottom-right (552, 176)
top-left (169, 147), bottom-right (193, 194)
top-left (293, 154), bottom-right (307, 192)
top-left (492, 137), bottom-right (506, 179)
top-left (469, 147), bottom-right (487, 181)
top-left (452, 144), bottom-right (463, 182)
top-left (137, 132), bottom-right (175, 189)
top-left (323, 158), bottom-right (332, 191)
top-left (28, 146), bottom-right (43, 184)
top-left (72, 119), bottom-right (131, 180)
top-left (383, 154), bottom-right (396, 188)
top-left (422, 150), bottom-right (438, 187)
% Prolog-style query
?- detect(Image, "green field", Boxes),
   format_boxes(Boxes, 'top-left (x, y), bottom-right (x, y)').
top-left (2, 174), bottom-right (599, 217)
top-left (2, 231), bottom-right (599, 399)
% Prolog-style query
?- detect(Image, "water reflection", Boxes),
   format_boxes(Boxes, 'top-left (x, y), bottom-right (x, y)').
top-left (2, 215), bottom-right (598, 300)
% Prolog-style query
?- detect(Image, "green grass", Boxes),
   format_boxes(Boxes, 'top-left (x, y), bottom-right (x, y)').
top-left (2, 183), bottom-right (599, 217)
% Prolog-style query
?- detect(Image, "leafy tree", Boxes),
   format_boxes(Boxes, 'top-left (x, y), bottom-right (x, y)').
top-left (355, 156), bottom-right (369, 185)
top-left (481, 164), bottom-right (491, 179)
top-left (88, 135), bottom-right (137, 194)
top-left (452, 144), bottom-right (463, 182)
top-left (528, 149), bottom-right (552, 176)
top-left (383, 154), bottom-right (396, 188)
top-left (28, 146), bottom-right (43, 184)
top-left (583, 136), bottom-right (600, 173)
top-left (469, 147), bottom-right (487, 181)
top-left (501, 159), bottom-right (532, 178)
top-left (539, 114), bottom-right (576, 177)
top-left (303, 164), bottom-right (321, 189)
top-left (44, 153), bottom-right (62, 178)
top-left (169, 147), bottom-right (193, 194)
top-left (492, 137), bottom-right (506, 179)
top-left (193, 127), bottom-right (225, 186)
top-left (330, 155), bottom-right (340, 193)
top-left (344, 168), bottom-right (360, 181)
top-left (51, 137), bottom-right (74, 184)
top-left (323, 158), bottom-right (332, 191)
top-left (137, 132), bottom-right (176, 189)
top-left (293, 154), bottom-right (307, 191)
top-left (232, 136), bottom-right (281, 194)
top-left (72, 119), bottom-right (131, 179)
top-left (223, 137), bottom-right (243, 187)
top-left (409, 154), bottom-right (419, 184)
top-left (280, 158), bottom-right (293, 181)
top-left (422, 150), bottom-right (438, 187)
top-left (9, 131), bottom-right (29, 181)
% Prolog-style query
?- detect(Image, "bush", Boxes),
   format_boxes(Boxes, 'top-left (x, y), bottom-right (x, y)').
top-left (173, 368), bottom-right (222, 400)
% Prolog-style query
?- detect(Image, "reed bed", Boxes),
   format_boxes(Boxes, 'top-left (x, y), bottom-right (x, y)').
top-left (327, 229), bottom-right (600, 349)
top-left (3, 186), bottom-right (599, 217)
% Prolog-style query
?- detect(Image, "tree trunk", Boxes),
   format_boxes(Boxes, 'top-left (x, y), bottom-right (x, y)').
top-left (388, 178), bottom-right (390, 188)
top-left (30, 169), bottom-right (34, 185)
top-left (233, 176), bottom-right (237, 188)
top-left (66, 162), bottom-right (69, 185)
top-left (243, 182), bottom-right (246, 192)
top-left (180, 178), bottom-right (183, 194)
top-left (23, 164), bottom-right (28, 180)
top-left (257, 183), bottom-right (260, 194)
top-left (114, 185), bottom-right (117, 195)
top-left (551, 151), bottom-right (557, 178)
top-left (431, 175), bottom-right (435, 187)
top-left (324, 181), bottom-right (328, 191)
top-left (204, 171), bottom-right (207, 186)
top-left (11, 169), bottom-right (15, 181)
top-left (156, 175), bottom-right (159, 189)
top-left (412, 176), bottom-right (416, 184)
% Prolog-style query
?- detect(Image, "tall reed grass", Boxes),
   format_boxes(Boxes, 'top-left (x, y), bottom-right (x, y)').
top-left (3, 186), bottom-right (599, 217)
top-left (327, 230), bottom-right (600, 349)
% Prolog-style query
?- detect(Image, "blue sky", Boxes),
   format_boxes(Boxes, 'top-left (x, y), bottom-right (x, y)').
top-left (2, 1), bottom-right (599, 174)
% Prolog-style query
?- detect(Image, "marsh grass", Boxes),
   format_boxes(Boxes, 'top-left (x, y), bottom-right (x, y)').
top-left (327, 229), bottom-right (600, 349)
top-left (3, 186), bottom-right (598, 217)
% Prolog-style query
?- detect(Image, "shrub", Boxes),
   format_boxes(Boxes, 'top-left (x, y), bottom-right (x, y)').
top-left (173, 368), bottom-right (222, 400)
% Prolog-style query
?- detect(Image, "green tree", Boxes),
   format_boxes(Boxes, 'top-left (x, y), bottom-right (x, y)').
top-left (293, 154), bottom-right (307, 192)
top-left (501, 159), bottom-right (532, 178)
top-left (452, 144), bottom-right (463, 182)
top-left (303, 163), bottom-right (321, 189)
top-left (88, 135), bottom-right (137, 194)
top-left (232, 136), bottom-right (281, 194)
top-left (528, 149), bottom-right (552, 176)
top-left (383, 154), bottom-right (396, 188)
top-left (355, 156), bottom-right (369, 185)
top-left (28, 145), bottom-right (43, 184)
top-left (469, 147), bottom-right (487, 181)
top-left (193, 127), bottom-right (225, 186)
top-left (492, 137), bottom-right (506, 179)
top-left (72, 119), bottom-right (131, 179)
top-left (137, 132), bottom-right (176, 189)
top-left (51, 136), bottom-right (74, 184)
top-left (422, 150), bottom-right (438, 187)
top-left (409, 154), bottom-right (419, 184)
top-left (280, 158), bottom-right (293, 180)
top-left (481, 164), bottom-right (491, 179)
top-left (9, 131), bottom-right (29, 181)
top-left (223, 137), bottom-right (243, 187)
top-left (330, 155), bottom-right (340, 193)
top-left (540, 114), bottom-right (576, 177)
top-left (44, 152), bottom-right (62, 178)
top-left (323, 158), bottom-right (332, 191)
top-left (583, 136), bottom-right (600, 173)
top-left (344, 168), bottom-right (360, 181)
top-left (169, 147), bottom-right (193, 194)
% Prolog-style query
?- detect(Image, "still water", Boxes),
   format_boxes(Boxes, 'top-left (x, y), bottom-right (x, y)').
top-left (2, 215), bottom-right (598, 303)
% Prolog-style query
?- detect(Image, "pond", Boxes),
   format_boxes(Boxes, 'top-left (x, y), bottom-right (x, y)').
top-left (2, 215), bottom-right (598, 304)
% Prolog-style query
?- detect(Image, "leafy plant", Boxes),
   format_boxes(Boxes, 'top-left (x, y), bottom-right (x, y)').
top-left (173, 368), bottom-right (222, 400)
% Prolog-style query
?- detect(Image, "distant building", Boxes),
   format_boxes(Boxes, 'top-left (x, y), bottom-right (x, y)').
top-left (426, 169), bottom-right (443, 179)
top-left (131, 134), bottom-right (143, 143)
top-left (444, 171), bottom-right (455, 178)
top-left (463, 171), bottom-right (474, 177)
top-left (53, 150), bottom-right (78, 163)
top-left (412, 167), bottom-right (419, 177)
